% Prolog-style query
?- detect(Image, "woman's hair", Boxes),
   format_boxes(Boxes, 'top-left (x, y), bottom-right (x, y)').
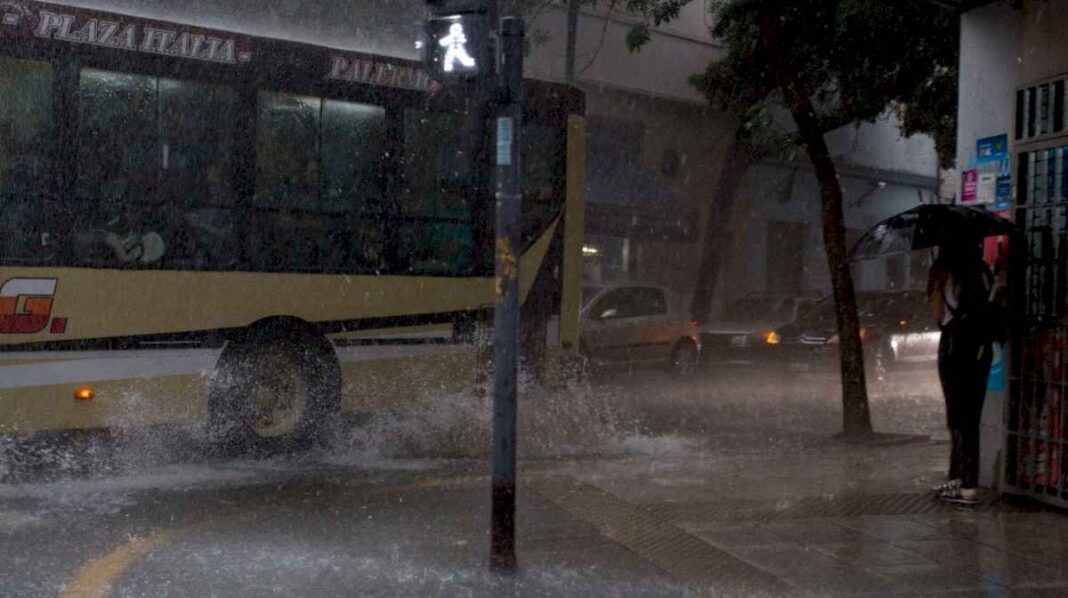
top-left (936, 242), bottom-right (982, 272)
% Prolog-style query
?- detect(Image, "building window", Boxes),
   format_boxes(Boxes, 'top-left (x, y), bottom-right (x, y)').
top-left (1017, 78), bottom-right (1068, 141)
top-left (1019, 145), bottom-right (1068, 206)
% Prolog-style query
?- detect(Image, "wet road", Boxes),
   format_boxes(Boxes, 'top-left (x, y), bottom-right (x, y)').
top-left (7, 368), bottom-right (1061, 597)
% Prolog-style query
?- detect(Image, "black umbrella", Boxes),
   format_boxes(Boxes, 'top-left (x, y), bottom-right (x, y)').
top-left (848, 204), bottom-right (1016, 262)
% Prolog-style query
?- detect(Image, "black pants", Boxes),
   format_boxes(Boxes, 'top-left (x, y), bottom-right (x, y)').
top-left (937, 325), bottom-right (993, 489)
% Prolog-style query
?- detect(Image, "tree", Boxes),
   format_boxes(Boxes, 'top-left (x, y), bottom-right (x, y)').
top-left (624, 0), bottom-right (958, 438)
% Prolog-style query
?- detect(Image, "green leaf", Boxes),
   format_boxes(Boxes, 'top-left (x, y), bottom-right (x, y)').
top-left (626, 24), bottom-right (651, 52)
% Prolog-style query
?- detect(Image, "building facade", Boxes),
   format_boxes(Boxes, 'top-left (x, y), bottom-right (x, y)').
top-left (958, 0), bottom-right (1068, 505)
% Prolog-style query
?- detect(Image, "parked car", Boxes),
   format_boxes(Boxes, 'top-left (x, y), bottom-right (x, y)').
top-left (762, 290), bottom-right (940, 376)
top-left (580, 284), bottom-right (701, 375)
top-left (700, 293), bottom-right (822, 366)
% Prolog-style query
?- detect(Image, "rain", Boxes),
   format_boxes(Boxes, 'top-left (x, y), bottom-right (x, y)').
top-left (1, 1), bottom-right (1066, 597)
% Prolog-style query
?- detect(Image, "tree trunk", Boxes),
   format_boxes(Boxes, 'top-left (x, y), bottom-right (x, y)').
top-left (690, 137), bottom-right (755, 324)
top-left (760, 14), bottom-right (872, 439)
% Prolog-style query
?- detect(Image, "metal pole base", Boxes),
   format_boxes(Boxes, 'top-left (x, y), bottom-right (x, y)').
top-left (489, 483), bottom-right (517, 573)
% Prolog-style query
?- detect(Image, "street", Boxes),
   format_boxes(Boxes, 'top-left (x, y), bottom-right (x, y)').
top-left (5, 368), bottom-right (1067, 596)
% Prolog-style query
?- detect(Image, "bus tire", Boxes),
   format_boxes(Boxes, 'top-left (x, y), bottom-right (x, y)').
top-left (208, 320), bottom-right (340, 454)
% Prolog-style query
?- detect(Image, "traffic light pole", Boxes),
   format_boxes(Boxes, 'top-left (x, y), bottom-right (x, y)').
top-left (490, 15), bottom-right (524, 574)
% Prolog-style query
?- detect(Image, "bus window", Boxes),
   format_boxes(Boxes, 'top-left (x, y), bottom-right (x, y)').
top-left (399, 109), bottom-right (475, 275)
top-left (0, 56), bottom-right (54, 264)
top-left (75, 69), bottom-right (167, 268)
top-left (160, 79), bottom-right (240, 209)
top-left (160, 78), bottom-right (241, 269)
top-left (255, 91), bottom-right (321, 211)
top-left (521, 124), bottom-right (564, 243)
top-left (401, 109), bottom-right (473, 220)
top-left (251, 93), bottom-right (388, 274)
top-left (397, 221), bottom-right (473, 275)
top-left (75, 69), bottom-right (244, 270)
top-left (321, 99), bottom-right (387, 215)
top-left (77, 69), bottom-right (159, 209)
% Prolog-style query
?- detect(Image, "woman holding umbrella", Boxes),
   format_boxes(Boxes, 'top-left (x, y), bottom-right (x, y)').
top-left (927, 242), bottom-right (996, 505)
top-left (849, 204), bottom-right (1013, 505)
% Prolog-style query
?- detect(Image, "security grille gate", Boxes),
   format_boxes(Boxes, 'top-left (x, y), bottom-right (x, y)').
top-left (1005, 82), bottom-right (1068, 505)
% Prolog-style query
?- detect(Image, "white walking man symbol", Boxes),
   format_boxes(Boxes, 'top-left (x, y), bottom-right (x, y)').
top-left (439, 23), bottom-right (476, 73)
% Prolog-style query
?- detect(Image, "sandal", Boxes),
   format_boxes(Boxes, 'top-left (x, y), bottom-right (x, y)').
top-left (938, 485), bottom-right (979, 505)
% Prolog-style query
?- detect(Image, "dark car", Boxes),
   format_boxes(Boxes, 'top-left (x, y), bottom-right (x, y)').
top-left (700, 293), bottom-right (822, 366)
top-left (763, 291), bottom-right (940, 377)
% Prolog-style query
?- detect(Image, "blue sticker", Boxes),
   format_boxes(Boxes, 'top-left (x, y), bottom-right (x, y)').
top-left (977, 134), bottom-right (1008, 164)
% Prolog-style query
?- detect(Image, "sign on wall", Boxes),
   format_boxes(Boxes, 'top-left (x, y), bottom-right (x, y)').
top-left (961, 134), bottom-right (1013, 208)
top-left (961, 168), bottom-right (979, 203)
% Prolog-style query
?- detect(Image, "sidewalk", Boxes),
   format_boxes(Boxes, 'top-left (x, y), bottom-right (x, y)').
top-left (530, 438), bottom-right (1068, 596)
top-left (78, 438), bottom-right (1068, 597)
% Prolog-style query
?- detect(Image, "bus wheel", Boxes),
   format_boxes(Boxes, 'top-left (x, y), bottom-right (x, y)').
top-left (209, 322), bottom-right (340, 453)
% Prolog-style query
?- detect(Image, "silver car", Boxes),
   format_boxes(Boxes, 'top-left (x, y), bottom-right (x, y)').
top-left (580, 284), bottom-right (701, 375)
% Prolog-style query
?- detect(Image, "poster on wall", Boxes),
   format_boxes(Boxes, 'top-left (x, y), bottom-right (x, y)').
top-left (976, 134), bottom-right (1008, 164)
top-left (977, 172), bottom-right (997, 204)
top-left (961, 134), bottom-right (1012, 207)
top-left (961, 168), bottom-right (979, 203)
top-left (994, 173), bottom-right (1012, 210)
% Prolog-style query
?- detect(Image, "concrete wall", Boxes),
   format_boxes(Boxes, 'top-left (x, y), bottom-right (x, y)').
top-left (956, 1), bottom-right (1021, 190)
top-left (957, 1), bottom-right (1022, 491)
top-left (826, 113), bottom-right (939, 180)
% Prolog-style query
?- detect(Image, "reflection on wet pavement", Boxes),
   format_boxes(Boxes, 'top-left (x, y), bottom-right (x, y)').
top-left (2, 368), bottom-right (1067, 596)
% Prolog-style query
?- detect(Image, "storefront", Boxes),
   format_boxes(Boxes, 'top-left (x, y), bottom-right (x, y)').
top-left (960, 0), bottom-right (1068, 507)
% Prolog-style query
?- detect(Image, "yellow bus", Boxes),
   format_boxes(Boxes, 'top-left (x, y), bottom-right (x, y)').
top-left (0, 1), bottom-right (585, 450)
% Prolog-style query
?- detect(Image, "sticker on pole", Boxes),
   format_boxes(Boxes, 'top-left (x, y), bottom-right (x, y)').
top-left (496, 117), bottom-right (513, 166)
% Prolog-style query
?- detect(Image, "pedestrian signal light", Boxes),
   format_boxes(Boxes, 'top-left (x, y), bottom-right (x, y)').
top-left (423, 15), bottom-right (488, 81)
top-left (422, 0), bottom-right (493, 83)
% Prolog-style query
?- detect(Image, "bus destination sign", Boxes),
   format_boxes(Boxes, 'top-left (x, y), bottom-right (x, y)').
top-left (327, 54), bottom-right (441, 94)
top-left (0, 1), bottom-right (252, 65)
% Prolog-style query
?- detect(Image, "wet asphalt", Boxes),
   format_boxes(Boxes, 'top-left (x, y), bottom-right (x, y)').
top-left (7, 367), bottom-right (1054, 597)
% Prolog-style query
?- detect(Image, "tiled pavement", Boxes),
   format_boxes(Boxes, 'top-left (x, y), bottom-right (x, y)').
top-left (531, 439), bottom-right (1068, 596)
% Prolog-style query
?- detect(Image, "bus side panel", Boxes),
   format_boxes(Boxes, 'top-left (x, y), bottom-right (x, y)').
top-left (559, 114), bottom-right (586, 353)
top-left (0, 224), bottom-right (563, 433)
top-left (0, 268), bottom-right (500, 346)
top-left (0, 350), bottom-right (214, 433)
